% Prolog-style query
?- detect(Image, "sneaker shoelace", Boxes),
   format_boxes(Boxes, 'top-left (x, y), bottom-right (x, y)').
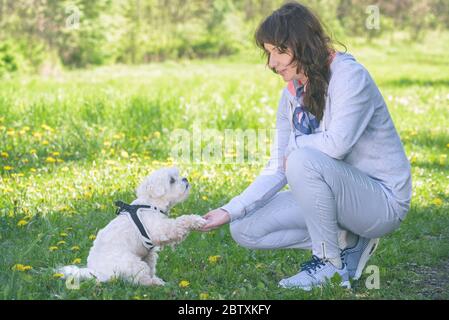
top-left (300, 255), bottom-right (326, 274)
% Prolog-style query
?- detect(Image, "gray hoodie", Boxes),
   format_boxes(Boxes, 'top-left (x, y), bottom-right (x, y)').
top-left (222, 52), bottom-right (412, 222)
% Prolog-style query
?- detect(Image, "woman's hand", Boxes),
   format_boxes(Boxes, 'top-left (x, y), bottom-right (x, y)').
top-left (198, 208), bottom-right (231, 232)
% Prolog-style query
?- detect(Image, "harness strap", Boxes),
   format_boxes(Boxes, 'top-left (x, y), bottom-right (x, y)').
top-left (115, 200), bottom-right (163, 250)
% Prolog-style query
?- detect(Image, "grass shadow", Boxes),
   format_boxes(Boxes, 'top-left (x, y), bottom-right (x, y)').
top-left (381, 78), bottom-right (449, 88)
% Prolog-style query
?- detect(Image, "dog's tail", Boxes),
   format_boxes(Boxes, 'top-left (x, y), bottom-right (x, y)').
top-left (57, 265), bottom-right (97, 280)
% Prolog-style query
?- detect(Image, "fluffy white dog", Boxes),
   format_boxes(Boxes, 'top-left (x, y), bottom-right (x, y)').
top-left (58, 167), bottom-right (206, 286)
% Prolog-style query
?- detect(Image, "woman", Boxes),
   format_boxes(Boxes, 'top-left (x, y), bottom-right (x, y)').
top-left (199, 2), bottom-right (412, 291)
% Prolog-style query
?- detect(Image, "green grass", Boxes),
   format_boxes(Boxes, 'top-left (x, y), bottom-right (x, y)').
top-left (1, 33), bottom-right (448, 300)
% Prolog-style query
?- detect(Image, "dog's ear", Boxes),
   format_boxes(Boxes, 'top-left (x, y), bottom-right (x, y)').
top-left (136, 176), bottom-right (166, 199)
top-left (148, 182), bottom-right (166, 198)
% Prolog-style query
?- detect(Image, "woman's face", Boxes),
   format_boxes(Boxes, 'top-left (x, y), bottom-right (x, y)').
top-left (263, 43), bottom-right (306, 83)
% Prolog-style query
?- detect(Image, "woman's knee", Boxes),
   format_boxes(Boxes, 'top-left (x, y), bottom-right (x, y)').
top-left (286, 147), bottom-right (326, 183)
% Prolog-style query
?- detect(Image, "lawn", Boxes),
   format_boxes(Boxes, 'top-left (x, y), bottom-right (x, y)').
top-left (1, 33), bottom-right (448, 300)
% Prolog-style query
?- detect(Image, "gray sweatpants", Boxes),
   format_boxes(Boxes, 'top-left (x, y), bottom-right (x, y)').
top-left (230, 147), bottom-right (403, 260)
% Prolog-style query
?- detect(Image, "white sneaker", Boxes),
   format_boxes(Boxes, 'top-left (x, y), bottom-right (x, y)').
top-left (341, 237), bottom-right (380, 280)
top-left (278, 255), bottom-right (351, 291)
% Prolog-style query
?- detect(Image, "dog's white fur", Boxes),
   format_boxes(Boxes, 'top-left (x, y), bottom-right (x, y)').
top-left (58, 167), bottom-right (206, 286)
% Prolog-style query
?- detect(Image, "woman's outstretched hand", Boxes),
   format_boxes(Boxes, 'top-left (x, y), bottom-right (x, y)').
top-left (198, 208), bottom-right (230, 232)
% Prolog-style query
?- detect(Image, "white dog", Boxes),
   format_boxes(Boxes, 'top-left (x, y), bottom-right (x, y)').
top-left (58, 167), bottom-right (206, 286)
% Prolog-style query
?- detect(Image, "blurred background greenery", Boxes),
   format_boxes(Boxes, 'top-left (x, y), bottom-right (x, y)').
top-left (0, 0), bottom-right (448, 77)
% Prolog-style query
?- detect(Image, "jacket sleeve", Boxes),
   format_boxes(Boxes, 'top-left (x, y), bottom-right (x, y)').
top-left (221, 89), bottom-right (291, 222)
top-left (295, 65), bottom-right (376, 160)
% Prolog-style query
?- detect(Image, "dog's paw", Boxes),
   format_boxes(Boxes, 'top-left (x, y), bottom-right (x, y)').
top-left (177, 214), bottom-right (206, 229)
top-left (139, 276), bottom-right (166, 286)
top-left (152, 277), bottom-right (165, 286)
top-left (189, 216), bottom-right (207, 230)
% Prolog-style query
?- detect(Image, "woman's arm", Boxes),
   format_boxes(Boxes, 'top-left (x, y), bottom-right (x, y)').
top-left (201, 89), bottom-right (292, 229)
top-left (295, 65), bottom-right (377, 159)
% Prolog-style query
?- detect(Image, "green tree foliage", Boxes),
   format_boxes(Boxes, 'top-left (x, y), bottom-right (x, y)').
top-left (0, 0), bottom-right (447, 74)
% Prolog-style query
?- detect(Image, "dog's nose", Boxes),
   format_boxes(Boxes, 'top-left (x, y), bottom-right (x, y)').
top-left (182, 177), bottom-right (188, 184)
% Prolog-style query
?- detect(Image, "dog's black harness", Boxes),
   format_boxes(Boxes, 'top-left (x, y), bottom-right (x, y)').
top-left (115, 200), bottom-right (167, 250)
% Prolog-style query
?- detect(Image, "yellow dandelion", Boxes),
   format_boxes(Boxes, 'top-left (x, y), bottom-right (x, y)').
top-left (202, 196), bottom-right (208, 201)
top-left (60, 232), bottom-right (68, 237)
top-left (30, 168), bottom-right (37, 173)
top-left (57, 240), bottom-right (66, 246)
top-left (84, 191), bottom-right (93, 198)
top-left (153, 131), bottom-right (161, 139)
top-left (3, 187), bottom-right (14, 193)
top-left (46, 157), bottom-right (56, 163)
top-left (446, 143), bottom-right (449, 148)
top-left (89, 235), bottom-right (96, 241)
top-left (17, 220), bottom-right (28, 227)
top-left (42, 140), bottom-right (49, 146)
top-left (72, 258), bottom-right (81, 264)
top-left (53, 273), bottom-right (65, 279)
top-left (433, 198), bottom-right (443, 206)
top-left (6, 129), bottom-right (15, 136)
top-left (12, 173), bottom-right (24, 178)
top-left (120, 150), bottom-right (129, 158)
top-left (12, 264), bottom-right (32, 272)
top-left (41, 124), bottom-right (53, 132)
top-left (52, 152), bottom-right (60, 156)
top-left (32, 132), bottom-right (42, 139)
top-left (208, 255), bottom-right (221, 264)
top-left (1, 151), bottom-right (8, 158)
top-left (179, 280), bottom-right (190, 288)
top-left (3, 166), bottom-right (13, 171)
top-left (199, 293), bottom-right (209, 300)
top-left (12, 264), bottom-right (25, 271)
top-left (71, 246), bottom-right (80, 251)
top-left (49, 246), bottom-right (59, 252)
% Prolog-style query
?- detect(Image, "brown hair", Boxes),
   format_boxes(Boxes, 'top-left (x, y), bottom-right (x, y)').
top-left (255, 1), bottom-right (344, 121)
